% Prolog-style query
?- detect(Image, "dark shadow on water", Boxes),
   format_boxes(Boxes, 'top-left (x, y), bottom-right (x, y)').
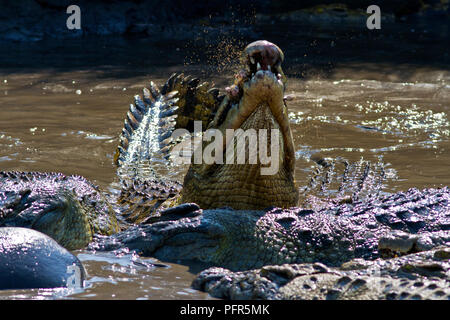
top-left (0, 19), bottom-right (448, 82)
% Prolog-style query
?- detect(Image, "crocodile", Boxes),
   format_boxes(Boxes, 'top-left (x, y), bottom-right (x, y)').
top-left (0, 171), bottom-right (119, 250)
top-left (89, 186), bottom-right (450, 299)
top-left (114, 40), bottom-right (298, 224)
top-left (192, 247), bottom-right (450, 300)
top-left (90, 187), bottom-right (450, 269)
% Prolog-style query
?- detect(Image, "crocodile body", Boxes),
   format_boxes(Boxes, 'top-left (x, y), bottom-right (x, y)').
top-left (0, 171), bottom-right (119, 250)
top-left (115, 40), bottom-right (298, 219)
top-left (88, 186), bottom-right (450, 299)
top-left (90, 187), bottom-right (450, 270)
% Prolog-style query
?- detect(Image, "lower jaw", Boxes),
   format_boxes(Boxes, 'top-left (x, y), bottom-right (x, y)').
top-left (182, 167), bottom-right (298, 210)
top-left (181, 105), bottom-right (298, 210)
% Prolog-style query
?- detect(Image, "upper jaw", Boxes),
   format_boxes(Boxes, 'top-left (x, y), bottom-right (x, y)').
top-left (243, 40), bottom-right (285, 85)
top-left (224, 40), bottom-right (287, 106)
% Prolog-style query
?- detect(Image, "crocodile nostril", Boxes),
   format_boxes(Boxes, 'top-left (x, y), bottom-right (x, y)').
top-left (275, 216), bottom-right (297, 230)
top-left (255, 71), bottom-right (264, 79)
top-left (245, 40), bottom-right (284, 74)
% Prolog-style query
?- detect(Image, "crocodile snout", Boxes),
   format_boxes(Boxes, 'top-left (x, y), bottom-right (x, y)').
top-left (244, 40), bottom-right (284, 74)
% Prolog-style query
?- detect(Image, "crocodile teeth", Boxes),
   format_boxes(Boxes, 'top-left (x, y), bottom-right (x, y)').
top-left (250, 56), bottom-right (255, 65)
top-left (268, 65), bottom-right (271, 72)
top-left (257, 62), bottom-right (261, 71)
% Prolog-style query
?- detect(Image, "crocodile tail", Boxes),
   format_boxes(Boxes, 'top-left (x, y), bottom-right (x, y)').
top-left (299, 157), bottom-right (392, 209)
top-left (114, 81), bottom-right (179, 168)
top-left (114, 74), bottom-right (223, 168)
top-left (161, 73), bottom-right (224, 132)
top-left (114, 74), bottom-right (222, 223)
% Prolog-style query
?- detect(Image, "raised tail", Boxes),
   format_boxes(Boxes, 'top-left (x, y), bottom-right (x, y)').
top-left (114, 74), bottom-right (223, 223)
top-left (161, 73), bottom-right (223, 132)
top-left (115, 73), bottom-right (223, 172)
top-left (114, 81), bottom-right (179, 168)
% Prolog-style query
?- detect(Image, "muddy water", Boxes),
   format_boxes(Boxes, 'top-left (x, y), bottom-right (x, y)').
top-left (0, 22), bottom-right (449, 299)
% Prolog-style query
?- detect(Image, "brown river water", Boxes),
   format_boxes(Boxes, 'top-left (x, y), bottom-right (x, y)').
top-left (0, 21), bottom-right (449, 299)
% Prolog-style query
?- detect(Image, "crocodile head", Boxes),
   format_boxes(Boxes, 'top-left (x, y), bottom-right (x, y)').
top-left (181, 40), bottom-right (298, 210)
top-left (0, 188), bottom-right (92, 250)
top-left (0, 172), bottom-right (119, 250)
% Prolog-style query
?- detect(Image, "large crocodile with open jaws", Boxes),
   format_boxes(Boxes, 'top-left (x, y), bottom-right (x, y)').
top-left (114, 40), bottom-right (298, 224)
top-left (0, 41), bottom-right (449, 299)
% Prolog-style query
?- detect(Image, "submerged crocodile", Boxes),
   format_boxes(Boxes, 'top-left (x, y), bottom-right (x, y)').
top-left (0, 40), bottom-right (449, 298)
top-left (192, 247), bottom-right (450, 300)
top-left (89, 186), bottom-right (450, 299)
top-left (91, 187), bottom-right (450, 270)
top-left (0, 171), bottom-right (119, 250)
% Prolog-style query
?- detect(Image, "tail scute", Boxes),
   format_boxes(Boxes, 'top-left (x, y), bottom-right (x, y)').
top-left (114, 82), bottom-right (179, 167)
top-left (160, 73), bottom-right (223, 132)
top-left (114, 73), bottom-right (223, 168)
